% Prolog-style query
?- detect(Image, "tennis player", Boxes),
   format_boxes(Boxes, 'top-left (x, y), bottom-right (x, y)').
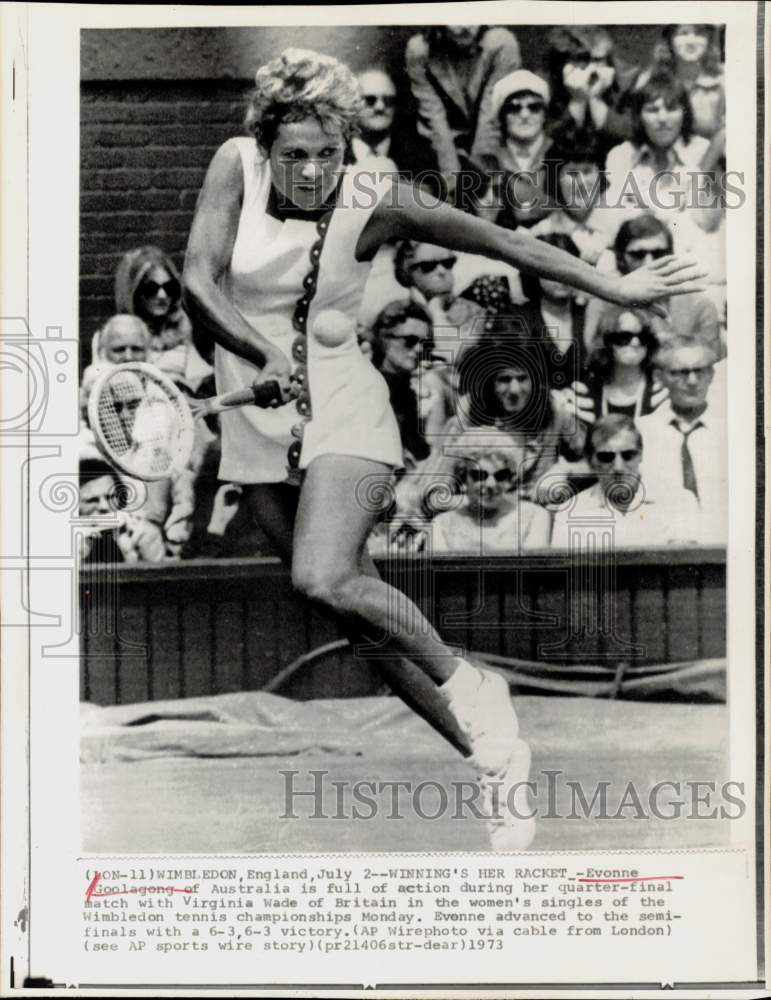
top-left (182, 48), bottom-right (705, 850)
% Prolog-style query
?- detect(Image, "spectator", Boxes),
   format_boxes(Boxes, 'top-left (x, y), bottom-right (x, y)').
top-left (430, 436), bottom-right (551, 553)
top-left (80, 314), bottom-right (151, 419)
top-left (637, 338), bottom-right (726, 543)
top-left (518, 232), bottom-right (588, 384)
top-left (369, 300), bottom-right (435, 464)
top-left (398, 334), bottom-right (587, 516)
top-left (581, 307), bottom-right (664, 421)
top-left (545, 26), bottom-right (636, 143)
top-left (114, 245), bottom-right (212, 394)
top-left (78, 454), bottom-right (166, 563)
top-left (584, 214), bottom-right (721, 357)
top-left (531, 127), bottom-right (621, 266)
top-left (604, 69), bottom-right (711, 223)
top-left (405, 25), bottom-right (521, 202)
top-left (636, 24), bottom-right (724, 140)
top-left (79, 315), bottom-right (198, 559)
top-left (353, 68), bottom-right (399, 173)
top-left (474, 69), bottom-right (554, 229)
top-left (551, 413), bottom-right (701, 547)
top-left (394, 240), bottom-right (487, 355)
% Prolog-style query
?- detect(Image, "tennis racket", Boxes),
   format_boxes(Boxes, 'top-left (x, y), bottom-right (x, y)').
top-left (88, 362), bottom-right (287, 481)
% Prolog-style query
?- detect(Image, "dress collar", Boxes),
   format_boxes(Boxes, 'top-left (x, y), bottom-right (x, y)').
top-left (265, 176), bottom-right (343, 223)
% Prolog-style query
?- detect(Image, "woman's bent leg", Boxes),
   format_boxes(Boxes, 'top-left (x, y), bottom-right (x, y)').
top-left (243, 481), bottom-right (468, 755)
top-left (292, 455), bottom-right (458, 684)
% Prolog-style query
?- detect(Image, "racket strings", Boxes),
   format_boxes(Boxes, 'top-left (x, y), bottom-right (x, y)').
top-left (94, 369), bottom-right (192, 479)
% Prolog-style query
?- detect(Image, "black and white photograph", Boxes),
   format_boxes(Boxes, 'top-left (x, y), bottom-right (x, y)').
top-left (0, 1), bottom-right (765, 993)
top-left (77, 14), bottom-right (735, 856)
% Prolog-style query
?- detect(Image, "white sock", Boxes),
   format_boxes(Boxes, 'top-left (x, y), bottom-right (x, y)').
top-left (439, 658), bottom-right (482, 705)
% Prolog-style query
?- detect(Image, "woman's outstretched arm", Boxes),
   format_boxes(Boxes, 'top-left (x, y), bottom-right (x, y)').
top-left (359, 179), bottom-right (706, 309)
top-left (182, 141), bottom-right (291, 391)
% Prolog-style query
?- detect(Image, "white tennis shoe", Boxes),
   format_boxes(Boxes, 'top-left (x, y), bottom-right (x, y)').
top-left (445, 666), bottom-right (536, 850)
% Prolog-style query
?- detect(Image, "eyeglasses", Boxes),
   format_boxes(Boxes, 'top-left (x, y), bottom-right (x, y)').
top-left (504, 99), bottom-right (546, 116)
top-left (606, 331), bottom-right (646, 347)
top-left (385, 334), bottom-right (429, 350)
top-left (594, 449), bottom-right (640, 464)
top-left (624, 248), bottom-right (669, 263)
top-left (465, 467), bottom-right (513, 483)
top-left (665, 366), bottom-right (712, 380)
top-left (569, 53), bottom-right (613, 69)
top-left (362, 94), bottom-right (396, 108)
top-left (141, 280), bottom-right (177, 297)
top-left (409, 256), bottom-right (457, 275)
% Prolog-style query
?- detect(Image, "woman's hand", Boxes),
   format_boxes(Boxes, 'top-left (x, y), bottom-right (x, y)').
top-left (254, 350), bottom-right (295, 406)
top-left (614, 256), bottom-right (707, 316)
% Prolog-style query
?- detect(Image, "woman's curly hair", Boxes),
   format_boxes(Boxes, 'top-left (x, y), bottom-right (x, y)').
top-left (245, 48), bottom-right (363, 154)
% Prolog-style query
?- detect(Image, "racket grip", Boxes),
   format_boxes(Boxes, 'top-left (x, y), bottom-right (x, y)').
top-left (197, 380), bottom-right (283, 416)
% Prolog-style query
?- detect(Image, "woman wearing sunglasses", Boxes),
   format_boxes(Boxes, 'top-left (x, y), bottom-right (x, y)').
top-left (430, 435), bottom-right (551, 554)
top-left (581, 306), bottom-right (665, 424)
top-left (368, 300), bottom-right (435, 466)
top-left (473, 69), bottom-right (556, 230)
top-left (183, 48), bottom-right (705, 853)
top-left (545, 25), bottom-right (635, 144)
top-left (114, 244), bottom-right (212, 396)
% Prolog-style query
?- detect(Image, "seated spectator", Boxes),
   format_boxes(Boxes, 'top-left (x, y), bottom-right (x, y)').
top-left (584, 214), bottom-right (721, 357)
top-left (474, 69), bottom-right (554, 229)
top-left (637, 338), bottom-right (726, 544)
top-left (80, 314), bottom-right (150, 419)
top-left (430, 436), bottom-right (551, 553)
top-left (545, 26), bottom-right (636, 143)
top-left (581, 307), bottom-right (665, 421)
top-left (79, 317), bottom-right (198, 558)
top-left (114, 245), bottom-right (211, 394)
top-left (531, 128), bottom-right (621, 266)
top-left (78, 454), bottom-right (166, 563)
top-left (518, 232), bottom-right (588, 383)
top-left (604, 69), bottom-right (711, 223)
top-left (353, 68), bottom-right (399, 173)
top-left (635, 24), bottom-right (724, 140)
top-left (394, 240), bottom-right (487, 356)
top-left (397, 334), bottom-right (587, 515)
top-left (405, 25), bottom-right (521, 202)
top-left (551, 413), bottom-right (701, 548)
top-left (369, 300), bottom-right (435, 463)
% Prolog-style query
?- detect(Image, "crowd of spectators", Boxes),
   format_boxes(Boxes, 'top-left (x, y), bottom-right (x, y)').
top-left (79, 22), bottom-right (728, 560)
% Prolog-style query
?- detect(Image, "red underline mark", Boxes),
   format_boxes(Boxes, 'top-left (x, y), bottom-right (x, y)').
top-left (577, 875), bottom-right (685, 883)
top-left (85, 872), bottom-right (194, 901)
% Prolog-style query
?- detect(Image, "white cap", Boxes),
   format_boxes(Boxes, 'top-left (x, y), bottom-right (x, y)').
top-left (491, 70), bottom-right (550, 116)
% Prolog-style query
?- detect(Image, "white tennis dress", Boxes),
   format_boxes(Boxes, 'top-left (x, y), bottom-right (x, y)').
top-left (216, 137), bottom-right (402, 484)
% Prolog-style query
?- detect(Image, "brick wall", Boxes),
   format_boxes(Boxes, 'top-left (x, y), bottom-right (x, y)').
top-left (79, 80), bottom-right (250, 361)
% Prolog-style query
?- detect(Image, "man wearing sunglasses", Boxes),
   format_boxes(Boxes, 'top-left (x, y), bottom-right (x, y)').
top-left (637, 339), bottom-right (726, 544)
top-left (584, 214), bottom-right (721, 356)
top-left (551, 412), bottom-right (701, 548)
top-left (394, 240), bottom-right (487, 364)
top-left (353, 69), bottom-right (399, 173)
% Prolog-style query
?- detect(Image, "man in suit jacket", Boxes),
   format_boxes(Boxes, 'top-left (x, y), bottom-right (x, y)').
top-left (405, 25), bottom-right (521, 198)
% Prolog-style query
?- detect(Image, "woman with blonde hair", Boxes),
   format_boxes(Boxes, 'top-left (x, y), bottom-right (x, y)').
top-left (182, 47), bottom-right (704, 850)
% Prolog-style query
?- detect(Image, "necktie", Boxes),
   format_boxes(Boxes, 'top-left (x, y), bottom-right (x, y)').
top-left (674, 422), bottom-right (702, 498)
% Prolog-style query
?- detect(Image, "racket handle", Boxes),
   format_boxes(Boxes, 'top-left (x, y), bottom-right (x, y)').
top-left (195, 380), bottom-right (282, 416)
